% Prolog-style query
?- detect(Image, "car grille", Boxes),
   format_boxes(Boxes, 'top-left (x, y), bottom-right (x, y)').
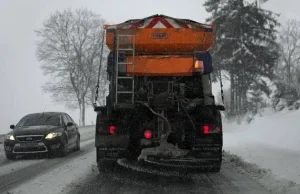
top-left (14, 146), bottom-right (47, 153)
top-left (16, 135), bottom-right (44, 142)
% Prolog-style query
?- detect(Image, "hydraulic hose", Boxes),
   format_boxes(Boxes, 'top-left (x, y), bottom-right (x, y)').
top-left (136, 101), bottom-right (171, 142)
top-left (174, 95), bottom-right (196, 131)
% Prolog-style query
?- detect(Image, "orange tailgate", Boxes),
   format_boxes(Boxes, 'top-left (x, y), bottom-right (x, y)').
top-left (125, 55), bottom-right (193, 76)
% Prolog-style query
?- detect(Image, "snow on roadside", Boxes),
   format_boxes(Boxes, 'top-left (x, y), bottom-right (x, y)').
top-left (79, 125), bottom-right (95, 141)
top-left (8, 144), bottom-right (97, 194)
top-left (224, 151), bottom-right (300, 194)
top-left (223, 108), bottom-right (300, 194)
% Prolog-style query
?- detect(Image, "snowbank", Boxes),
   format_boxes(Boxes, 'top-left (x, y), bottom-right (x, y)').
top-left (224, 108), bottom-right (300, 151)
top-left (224, 151), bottom-right (300, 194)
top-left (224, 108), bottom-right (300, 194)
top-left (78, 125), bottom-right (95, 141)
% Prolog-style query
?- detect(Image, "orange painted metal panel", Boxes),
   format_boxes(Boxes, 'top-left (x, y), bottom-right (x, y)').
top-left (106, 28), bottom-right (214, 53)
top-left (125, 55), bottom-right (193, 76)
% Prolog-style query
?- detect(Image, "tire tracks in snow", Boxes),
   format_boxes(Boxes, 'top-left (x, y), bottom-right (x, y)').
top-left (69, 158), bottom-right (273, 194)
top-left (0, 137), bottom-right (95, 193)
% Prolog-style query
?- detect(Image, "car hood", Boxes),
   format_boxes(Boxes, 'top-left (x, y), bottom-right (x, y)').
top-left (12, 125), bottom-right (62, 136)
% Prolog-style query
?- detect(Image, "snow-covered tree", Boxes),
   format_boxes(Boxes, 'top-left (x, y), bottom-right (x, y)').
top-left (279, 19), bottom-right (300, 88)
top-left (35, 8), bottom-right (106, 126)
top-left (271, 19), bottom-right (300, 110)
top-left (204, 0), bottom-right (280, 117)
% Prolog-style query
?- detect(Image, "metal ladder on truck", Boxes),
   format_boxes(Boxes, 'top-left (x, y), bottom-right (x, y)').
top-left (115, 34), bottom-right (135, 108)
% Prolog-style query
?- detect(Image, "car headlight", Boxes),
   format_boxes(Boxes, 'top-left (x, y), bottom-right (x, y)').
top-left (45, 132), bottom-right (63, 139)
top-left (6, 135), bottom-right (15, 140)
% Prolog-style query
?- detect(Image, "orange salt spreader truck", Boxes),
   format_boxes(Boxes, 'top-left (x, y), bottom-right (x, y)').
top-left (93, 14), bottom-right (225, 173)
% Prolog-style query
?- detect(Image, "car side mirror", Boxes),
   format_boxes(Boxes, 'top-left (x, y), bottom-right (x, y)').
top-left (67, 122), bottom-right (73, 127)
top-left (10, 125), bottom-right (15, 129)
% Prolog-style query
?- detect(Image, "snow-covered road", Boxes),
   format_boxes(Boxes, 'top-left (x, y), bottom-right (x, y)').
top-left (64, 153), bottom-right (273, 194)
top-left (0, 119), bottom-right (290, 194)
top-left (0, 126), bottom-right (96, 193)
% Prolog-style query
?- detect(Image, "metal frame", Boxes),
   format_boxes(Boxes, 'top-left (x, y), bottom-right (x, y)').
top-left (115, 34), bottom-right (135, 107)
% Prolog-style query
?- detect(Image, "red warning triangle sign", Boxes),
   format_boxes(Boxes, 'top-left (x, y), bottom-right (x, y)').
top-left (145, 17), bottom-right (174, 28)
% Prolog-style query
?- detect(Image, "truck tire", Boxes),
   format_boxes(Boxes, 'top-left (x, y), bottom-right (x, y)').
top-left (126, 109), bottom-right (144, 161)
top-left (211, 161), bottom-right (221, 172)
top-left (192, 107), bottom-right (223, 173)
top-left (208, 109), bottom-right (223, 172)
top-left (97, 160), bottom-right (117, 174)
top-left (126, 130), bottom-right (143, 161)
top-left (97, 160), bottom-right (109, 174)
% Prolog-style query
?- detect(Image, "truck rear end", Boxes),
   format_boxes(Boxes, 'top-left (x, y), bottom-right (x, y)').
top-left (94, 14), bottom-right (225, 173)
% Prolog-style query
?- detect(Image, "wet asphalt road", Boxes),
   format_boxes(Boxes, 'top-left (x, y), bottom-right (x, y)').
top-left (68, 159), bottom-right (273, 194)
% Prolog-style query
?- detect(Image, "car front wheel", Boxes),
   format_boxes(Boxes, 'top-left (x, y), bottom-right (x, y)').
top-left (74, 136), bottom-right (80, 151)
top-left (5, 152), bottom-right (16, 160)
top-left (59, 139), bottom-right (69, 157)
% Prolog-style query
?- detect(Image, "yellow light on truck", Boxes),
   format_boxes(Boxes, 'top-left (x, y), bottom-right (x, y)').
top-left (194, 60), bottom-right (203, 69)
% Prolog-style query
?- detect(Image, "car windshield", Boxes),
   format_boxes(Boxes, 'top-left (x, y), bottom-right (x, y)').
top-left (16, 114), bottom-right (61, 127)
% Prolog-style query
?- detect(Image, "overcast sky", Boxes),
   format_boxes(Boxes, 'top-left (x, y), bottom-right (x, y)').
top-left (0, 0), bottom-right (298, 133)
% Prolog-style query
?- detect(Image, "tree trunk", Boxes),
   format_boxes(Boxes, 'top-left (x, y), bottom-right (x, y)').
top-left (78, 97), bottom-right (86, 126)
top-left (230, 72), bottom-right (235, 115)
top-left (234, 76), bottom-right (238, 114)
top-left (287, 61), bottom-right (291, 89)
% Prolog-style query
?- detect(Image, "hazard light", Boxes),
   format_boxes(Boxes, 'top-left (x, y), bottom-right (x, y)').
top-left (144, 130), bottom-right (152, 139)
top-left (202, 125), bottom-right (221, 134)
top-left (194, 60), bottom-right (204, 73)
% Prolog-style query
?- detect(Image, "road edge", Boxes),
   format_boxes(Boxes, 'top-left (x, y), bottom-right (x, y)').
top-left (223, 150), bottom-right (300, 194)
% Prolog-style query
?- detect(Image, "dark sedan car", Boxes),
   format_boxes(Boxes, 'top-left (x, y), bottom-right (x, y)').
top-left (4, 112), bottom-right (80, 160)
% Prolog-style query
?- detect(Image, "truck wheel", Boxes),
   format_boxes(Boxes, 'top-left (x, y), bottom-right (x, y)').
top-left (211, 162), bottom-right (221, 172)
top-left (97, 160), bottom-right (108, 173)
top-left (97, 160), bottom-right (116, 174)
top-left (126, 114), bottom-right (143, 161)
top-left (126, 144), bottom-right (141, 161)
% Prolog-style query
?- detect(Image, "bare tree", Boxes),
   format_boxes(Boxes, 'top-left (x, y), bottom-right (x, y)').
top-left (279, 19), bottom-right (300, 89)
top-left (35, 8), bottom-right (106, 126)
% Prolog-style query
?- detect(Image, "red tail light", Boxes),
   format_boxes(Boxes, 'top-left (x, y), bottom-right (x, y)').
top-left (202, 125), bottom-right (221, 134)
top-left (144, 130), bottom-right (152, 139)
top-left (203, 125), bottom-right (210, 134)
top-left (109, 125), bottom-right (116, 134)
